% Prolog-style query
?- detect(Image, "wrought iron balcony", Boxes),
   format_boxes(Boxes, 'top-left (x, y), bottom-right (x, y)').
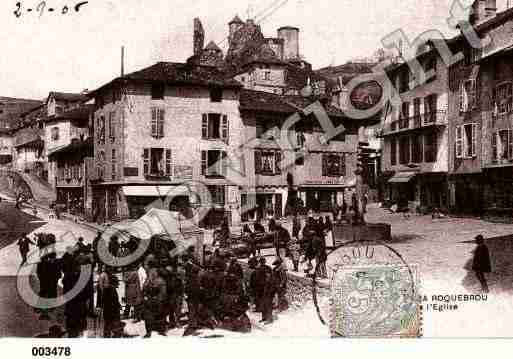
top-left (380, 110), bottom-right (447, 136)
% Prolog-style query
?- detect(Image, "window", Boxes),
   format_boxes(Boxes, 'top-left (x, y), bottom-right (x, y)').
top-left (97, 150), bottom-right (106, 179)
top-left (459, 79), bottom-right (477, 113)
top-left (51, 127), bottom-right (60, 141)
top-left (495, 83), bottom-right (513, 115)
top-left (209, 86), bottom-right (223, 102)
top-left (208, 185), bottom-right (225, 206)
top-left (254, 150), bottom-right (281, 175)
top-left (399, 136), bottom-right (410, 164)
top-left (399, 70), bottom-right (410, 93)
top-left (424, 94), bottom-right (438, 124)
top-left (151, 107), bottom-right (165, 138)
top-left (322, 154), bottom-right (346, 177)
top-left (111, 149), bottom-right (117, 180)
top-left (400, 102), bottom-right (410, 129)
top-left (390, 138), bottom-right (397, 166)
top-left (264, 71), bottom-right (271, 81)
top-left (491, 129), bottom-right (513, 163)
top-left (202, 113), bottom-right (228, 142)
top-left (143, 148), bottom-right (172, 176)
top-left (411, 135), bottom-right (423, 163)
top-left (413, 98), bottom-right (421, 127)
top-left (151, 83), bottom-right (165, 100)
top-left (108, 111), bottom-right (116, 141)
top-left (97, 116), bottom-right (105, 144)
top-left (424, 132), bottom-right (437, 163)
top-left (456, 123), bottom-right (478, 159)
top-left (201, 150), bottom-right (227, 177)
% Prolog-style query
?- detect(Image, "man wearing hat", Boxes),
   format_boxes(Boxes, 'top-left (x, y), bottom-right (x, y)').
top-left (254, 257), bottom-right (273, 324)
top-left (272, 257), bottom-right (288, 312)
top-left (472, 234), bottom-right (492, 293)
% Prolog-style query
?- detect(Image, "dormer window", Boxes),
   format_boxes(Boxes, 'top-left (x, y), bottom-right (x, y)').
top-left (209, 86), bottom-right (223, 102)
top-left (151, 83), bottom-right (165, 100)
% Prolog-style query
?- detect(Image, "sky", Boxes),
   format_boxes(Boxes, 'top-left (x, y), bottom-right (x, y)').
top-left (0, 0), bottom-right (509, 100)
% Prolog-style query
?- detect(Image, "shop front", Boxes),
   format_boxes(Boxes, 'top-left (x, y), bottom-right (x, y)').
top-left (387, 171), bottom-right (417, 208)
top-left (482, 166), bottom-right (513, 220)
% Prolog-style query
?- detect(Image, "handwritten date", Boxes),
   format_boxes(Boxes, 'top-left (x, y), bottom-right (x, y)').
top-left (14, 1), bottom-right (88, 18)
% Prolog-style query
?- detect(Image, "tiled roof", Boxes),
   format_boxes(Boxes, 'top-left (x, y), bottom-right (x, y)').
top-left (204, 41), bottom-right (222, 51)
top-left (47, 104), bottom-right (94, 123)
top-left (48, 137), bottom-right (93, 159)
top-left (239, 89), bottom-right (345, 118)
top-left (49, 92), bottom-right (88, 103)
top-left (91, 62), bottom-right (242, 96)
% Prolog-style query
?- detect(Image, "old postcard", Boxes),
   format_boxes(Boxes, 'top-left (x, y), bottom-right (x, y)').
top-left (1, 0), bottom-right (513, 350)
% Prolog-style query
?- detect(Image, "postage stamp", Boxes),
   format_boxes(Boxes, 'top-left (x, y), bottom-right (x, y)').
top-left (329, 264), bottom-right (421, 338)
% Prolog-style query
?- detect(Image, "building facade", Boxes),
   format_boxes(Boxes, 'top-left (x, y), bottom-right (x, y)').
top-left (89, 62), bottom-right (245, 226)
top-left (447, 0), bottom-right (513, 216)
top-left (382, 43), bottom-right (450, 211)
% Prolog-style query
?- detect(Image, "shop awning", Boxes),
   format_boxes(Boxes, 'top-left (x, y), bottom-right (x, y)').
top-left (388, 172), bottom-right (416, 183)
top-left (122, 185), bottom-right (191, 197)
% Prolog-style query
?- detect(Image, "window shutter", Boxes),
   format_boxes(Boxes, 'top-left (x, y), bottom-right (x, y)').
top-left (158, 109), bottom-right (165, 138)
top-left (165, 149), bottom-right (172, 176)
top-left (275, 151), bottom-right (282, 174)
top-left (202, 114), bottom-right (208, 139)
top-left (470, 80), bottom-right (477, 110)
top-left (471, 123), bottom-right (477, 157)
top-left (508, 130), bottom-right (513, 160)
top-left (322, 155), bottom-right (328, 177)
top-left (151, 108), bottom-right (157, 137)
top-left (201, 151), bottom-right (207, 176)
top-left (340, 154), bottom-right (346, 177)
top-left (222, 115), bottom-right (229, 144)
top-left (459, 83), bottom-right (465, 113)
top-left (143, 148), bottom-right (150, 175)
top-left (254, 151), bottom-right (262, 174)
top-left (492, 132), bottom-right (497, 161)
top-left (109, 112), bottom-right (115, 139)
top-left (222, 151), bottom-right (228, 177)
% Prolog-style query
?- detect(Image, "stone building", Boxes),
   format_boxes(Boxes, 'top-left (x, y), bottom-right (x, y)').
top-left (45, 104), bottom-right (92, 189)
top-left (381, 41), bottom-right (450, 211)
top-left (0, 97), bottom-right (42, 166)
top-left (447, 1), bottom-right (513, 217)
top-left (239, 89), bottom-right (359, 220)
top-left (88, 61), bottom-right (244, 226)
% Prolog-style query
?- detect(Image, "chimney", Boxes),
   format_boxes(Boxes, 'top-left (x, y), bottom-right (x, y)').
top-left (277, 26), bottom-right (300, 61)
top-left (193, 18), bottom-right (205, 57)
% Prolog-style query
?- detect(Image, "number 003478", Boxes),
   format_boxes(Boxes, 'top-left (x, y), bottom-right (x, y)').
top-left (32, 347), bottom-right (71, 357)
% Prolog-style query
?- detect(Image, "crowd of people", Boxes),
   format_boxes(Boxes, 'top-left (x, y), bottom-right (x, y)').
top-left (22, 226), bottom-right (296, 338)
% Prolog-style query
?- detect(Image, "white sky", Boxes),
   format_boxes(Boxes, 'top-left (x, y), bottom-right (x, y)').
top-left (0, 0), bottom-right (509, 100)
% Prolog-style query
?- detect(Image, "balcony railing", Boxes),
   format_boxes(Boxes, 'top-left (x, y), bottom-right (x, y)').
top-left (381, 110), bottom-right (447, 136)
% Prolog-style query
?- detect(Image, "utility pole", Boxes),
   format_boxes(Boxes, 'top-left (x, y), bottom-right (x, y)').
top-left (121, 46), bottom-right (125, 77)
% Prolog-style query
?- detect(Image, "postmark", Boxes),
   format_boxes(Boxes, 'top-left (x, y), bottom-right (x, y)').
top-left (312, 239), bottom-right (422, 338)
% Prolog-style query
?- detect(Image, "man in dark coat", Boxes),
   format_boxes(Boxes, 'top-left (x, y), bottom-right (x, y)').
top-left (165, 263), bottom-right (184, 329)
top-left (142, 262), bottom-right (167, 338)
top-left (254, 257), bottom-right (273, 324)
top-left (227, 255), bottom-right (244, 280)
top-left (184, 259), bottom-right (201, 330)
top-left (101, 267), bottom-right (121, 338)
top-left (312, 232), bottom-right (327, 279)
top-left (36, 253), bottom-right (61, 320)
top-left (17, 235), bottom-right (35, 266)
top-left (272, 258), bottom-right (288, 312)
top-left (472, 235), bottom-right (492, 293)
